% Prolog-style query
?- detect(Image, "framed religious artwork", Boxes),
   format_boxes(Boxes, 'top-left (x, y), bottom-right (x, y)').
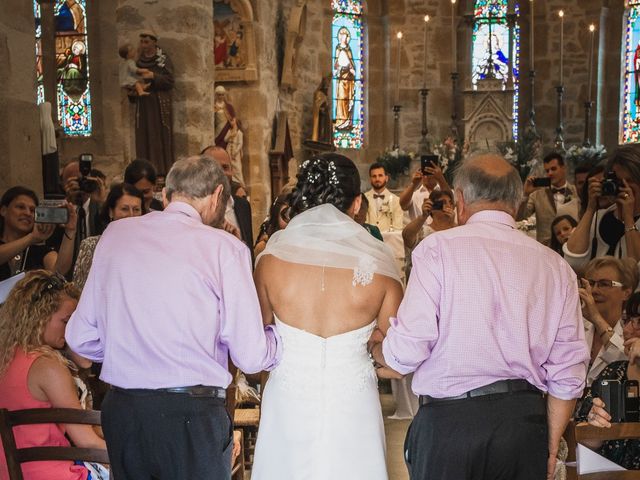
top-left (213, 0), bottom-right (258, 82)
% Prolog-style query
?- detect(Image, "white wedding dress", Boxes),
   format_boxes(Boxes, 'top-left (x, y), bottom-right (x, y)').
top-left (251, 316), bottom-right (388, 480)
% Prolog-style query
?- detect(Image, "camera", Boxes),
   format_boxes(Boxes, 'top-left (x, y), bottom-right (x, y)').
top-left (431, 200), bottom-right (444, 211)
top-left (532, 177), bottom-right (552, 188)
top-left (78, 153), bottom-right (98, 195)
top-left (601, 171), bottom-right (623, 197)
top-left (593, 378), bottom-right (639, 422)
top-left (35, 199), bottom-right (68, 224)
top-left (421, 155), bottom-right (440, 175)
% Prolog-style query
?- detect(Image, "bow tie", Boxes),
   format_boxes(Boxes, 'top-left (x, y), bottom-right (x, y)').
top-left (373, 194), bottom-right (385, 199)
top-left (551, 187), bottom-right (567, 195)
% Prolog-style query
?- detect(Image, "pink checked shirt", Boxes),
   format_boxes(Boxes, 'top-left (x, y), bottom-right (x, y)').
top-left (66, 201), bottom-right (281, 389)
top-left (383, 210), bottom-right (590, 400)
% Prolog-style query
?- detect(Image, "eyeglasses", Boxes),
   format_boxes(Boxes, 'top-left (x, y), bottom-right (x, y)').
top-left (585, 279), bottom-right (625, 289)
top-left (31, 273), bottom-right (68, 302)
top-left (622, 314), bottom-right (640, 329)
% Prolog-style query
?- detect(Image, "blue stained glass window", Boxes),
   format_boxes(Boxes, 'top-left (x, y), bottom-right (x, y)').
top-left (54, 0), bottom-right (92, 136)
top-left (332, 1), bottom-right (364, 149)
top-left (33, 0), bottom-right (44, 105)
top-left (472, 0), bottom-right (520, 140)
top-left (621, 0), bottom-right (640, 144)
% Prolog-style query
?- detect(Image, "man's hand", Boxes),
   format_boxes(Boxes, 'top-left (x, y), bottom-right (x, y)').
top-left (410, 169), bottom-right (423, 190)
top-left (423, 164), bottom-right (446, 187)
top-left (421, 199), bottom-right (433, 219)
top-left (221, 220), bottom-right (241, 240)
top-left (587, 397), bottom-right (612, 428)
top-left (523, 176), bottom-right (539, 197)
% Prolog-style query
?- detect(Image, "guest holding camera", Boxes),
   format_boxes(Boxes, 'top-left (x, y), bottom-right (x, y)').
top-left (402, 189), bottom-right (456, 251)
top-left (73, 183), bottom-right (145, 291)
top-left (399, 162), bottom-right (450, 222)
top-left (0, 186), bottom-right (76, 281)
top-left (576, 291), bottom-right (640, 470)
top-left (565, 145), bottom-right (640, 270)
top-left (518, 152), bottom-right (580, 245)
top-left (254, 194), bottom-right (291, 257)
top-left (579, 256), bottom-right (638, 385)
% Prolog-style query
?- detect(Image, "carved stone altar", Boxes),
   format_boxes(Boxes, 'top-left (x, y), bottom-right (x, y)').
top-left (462, 78), bottom-right (514, 151)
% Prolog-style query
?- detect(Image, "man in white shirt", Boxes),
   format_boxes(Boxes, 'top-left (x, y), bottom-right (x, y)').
top-left (364, 163), bottom-right (403, 233)
top-left (399, 165), bottom-right (450, 221)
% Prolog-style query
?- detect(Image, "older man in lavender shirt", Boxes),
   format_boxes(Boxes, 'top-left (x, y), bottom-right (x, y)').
top-left (66, 155), bottom-right (281, 479)
top-left (371, 154), bottom-right (590, 480)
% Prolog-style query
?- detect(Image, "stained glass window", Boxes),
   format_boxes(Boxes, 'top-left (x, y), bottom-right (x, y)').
top-left (33, 0), bottom-right (44, 105)
top-left (621, 0), bottom-right (640, 144)
top-left (471, 0), bottom-right (520, 140)
top-left (54, 0), bottom-right (91, 136)
top-left (331, 0), bottom-right (364, 149)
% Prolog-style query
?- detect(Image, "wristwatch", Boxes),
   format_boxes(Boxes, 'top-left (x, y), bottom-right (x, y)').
top-left (625, 225), bottom-right (639, 233)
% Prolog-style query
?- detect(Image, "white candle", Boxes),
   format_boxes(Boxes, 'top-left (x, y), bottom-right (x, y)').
top-left (451, 0), bottom-right (457, 73)
top-left (588, 24), bottom-right (596, 103)
top-left (396, 31), bottom-right (403, 104)
top-left (529, 0), bottom-right (534, 71)
top-left (559, 10), bottom-right (564, 85)
top-left (423, 15), bottom-right (430, 88)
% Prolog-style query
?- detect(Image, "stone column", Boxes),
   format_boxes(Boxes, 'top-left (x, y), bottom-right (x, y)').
top-left (0, 0), bottom-right (43, 194)
top-left (116, 0), bottom-right (215, 161)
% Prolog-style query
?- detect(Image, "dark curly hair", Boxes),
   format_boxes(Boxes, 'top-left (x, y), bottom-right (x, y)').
top-left (289, 153), bottom-right (360, 217)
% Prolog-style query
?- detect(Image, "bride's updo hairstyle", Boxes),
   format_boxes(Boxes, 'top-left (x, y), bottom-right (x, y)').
top-left (289, 153), bottom-right (361, 218)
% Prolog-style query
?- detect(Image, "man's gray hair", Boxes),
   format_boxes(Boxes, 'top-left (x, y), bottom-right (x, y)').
top-left (165, 155), bottom-right (230, 202)
top-left (453, 153), bottom-right (523, 211)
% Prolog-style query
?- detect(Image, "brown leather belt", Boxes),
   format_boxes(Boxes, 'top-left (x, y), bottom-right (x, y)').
top-left (419, 379), bottom-right (541, 406)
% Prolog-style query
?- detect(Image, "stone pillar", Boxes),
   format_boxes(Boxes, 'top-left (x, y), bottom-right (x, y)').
top-left (0, 0), bottom-right (43, 194)
top-left (116, 0), bottom-right (215, 162)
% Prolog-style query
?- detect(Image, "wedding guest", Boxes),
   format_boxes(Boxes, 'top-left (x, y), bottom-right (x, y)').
top-left (402, 189), bottom-right (456, 250)
top-left (564, 145), bottom-right (640, 270)
top-left (355, 193), bottom-right (383, 241)
top-left (0, 186), bottom-right (76, 281)
top-left (549, 214), bottom-right (578, 256)
top-left (124, 158), bottom-right (164, 211)
top-left (574, 163), bottom-right (592, 205)
top-left (576, 291), bottom-right (640, 470)
top-left (66, 154), bottom-right (280, 479)
top-left (518, 152), bottom-right (580, 245)
top-left (72, 183), bottom-right (145, 291)
top-left (0, 270), bottom-right (106, 480)
top-left (399, 163), bottom-right (451, 221)
top-left (578, 256), bottom-right (637, 385)
top-left (231, 180), bottom-right (247, 199)
top-left (578, 165), bottom-right (605, 217)
top-left (373, 153), bottom-right (589, 480)
top-left (254, 194), bottom-right (291, 257)
top-left (364, 163), bottom-right (403, 233)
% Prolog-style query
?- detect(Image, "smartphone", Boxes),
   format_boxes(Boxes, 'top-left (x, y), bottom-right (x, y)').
top-left (421, 155), bottom-right (440, 175)
top-left (431, 200), bottom-right (444, 211)
top-left (596, 379), bottom-right (625, 422)
top-left (79, 153), bottom-right (93, 177)
top-left (532, 177), bottom-right (552, 188)
top-left (35, 206), bottom-right (69, 224)
top-left (625, 380), bottom-right (639, 422)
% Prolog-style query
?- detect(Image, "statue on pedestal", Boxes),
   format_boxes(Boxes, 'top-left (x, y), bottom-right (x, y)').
top-left (311, 77), bottom-right (331, 144)
top-left (214, 85), bottom-right (244, 183)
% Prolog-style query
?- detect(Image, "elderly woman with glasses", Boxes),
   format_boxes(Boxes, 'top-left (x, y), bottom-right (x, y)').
top-left (579, 256), bottom-right (639, 385)
top-left (575, 291), bottom-right (640, 470)
top-left (0, 270), bottom-right (107, 479)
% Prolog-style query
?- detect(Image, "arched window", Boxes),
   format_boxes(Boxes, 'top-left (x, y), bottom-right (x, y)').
top-left (621, 0), bottom-right (640, 144)
top-left (33, 0), bottom-right (45, 105)
top-left (54, 0), bottom-right (92, 136)
top-left (331, 0), bottom-right (364, 149)
top-left (471, 0), bottom-right (520, 140)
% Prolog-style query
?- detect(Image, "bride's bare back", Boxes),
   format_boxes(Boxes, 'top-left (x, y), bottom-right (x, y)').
top-left (255, 255), bottom-right (403, 338)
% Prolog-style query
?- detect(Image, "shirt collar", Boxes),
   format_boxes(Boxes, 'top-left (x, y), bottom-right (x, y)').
top-left (466, 210), bottom-right (516, 229)
top-left (165, 201), bottom-right (202, 222)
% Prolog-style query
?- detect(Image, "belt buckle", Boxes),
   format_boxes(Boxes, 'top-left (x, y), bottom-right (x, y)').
top-left (190, 386), bottom-right (212, 397)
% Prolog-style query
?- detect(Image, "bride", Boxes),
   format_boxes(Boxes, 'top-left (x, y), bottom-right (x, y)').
top-left (251, 153), bottom-right (403, 479)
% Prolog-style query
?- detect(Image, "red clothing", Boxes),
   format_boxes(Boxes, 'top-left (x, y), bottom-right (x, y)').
top-left (0, 348), bottom-right (87, 480)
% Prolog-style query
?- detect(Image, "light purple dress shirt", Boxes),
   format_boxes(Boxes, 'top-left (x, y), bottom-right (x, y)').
top-left (66, 201), bottom-right (281, 389)
top-left (383, 210), bottom-right (590, 400)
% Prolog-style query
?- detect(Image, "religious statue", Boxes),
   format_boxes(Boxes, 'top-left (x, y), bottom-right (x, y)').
top-left (333, 26), bottom-right (356, 131)
top-left (134, 31), bottom-right (174, 175)
top-left (214, 85), bottom-right (244, 183)
top-left (311, 77), bottom-right (331, 144)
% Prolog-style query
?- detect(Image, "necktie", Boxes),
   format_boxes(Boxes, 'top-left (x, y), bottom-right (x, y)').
top-left (373, 194), bottom-right (385, 199)
top-left (74, 206), bottom-right (87, 260)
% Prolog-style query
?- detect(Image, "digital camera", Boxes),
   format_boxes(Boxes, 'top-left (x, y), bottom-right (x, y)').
top-left (601, 171), bottom-right (623, 197)
top-left (78, 153), bottom-right (98, 195)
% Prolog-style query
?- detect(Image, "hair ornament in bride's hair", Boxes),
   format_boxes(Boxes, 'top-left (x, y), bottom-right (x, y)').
top-left (328, 161), bottom-right (339, 186)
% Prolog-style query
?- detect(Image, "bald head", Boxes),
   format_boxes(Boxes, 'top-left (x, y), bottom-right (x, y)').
top-left (61, 161), bottom-right (80, 184)
top-left (453, 153), bottom-right (523, 218)
top-left (201, 145), bottom-right (233, 182)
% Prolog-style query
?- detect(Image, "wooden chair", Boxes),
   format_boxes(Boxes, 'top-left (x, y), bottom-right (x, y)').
top-left (564, 420), bottom-right (640, 480)
top-left (0, 408), bottom-right (108, 480)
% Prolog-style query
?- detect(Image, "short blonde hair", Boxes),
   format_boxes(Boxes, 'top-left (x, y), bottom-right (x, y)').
top-left (584, 256), bottom-right (639, 290)
top-left (0, 270), bottom-right (79, 375)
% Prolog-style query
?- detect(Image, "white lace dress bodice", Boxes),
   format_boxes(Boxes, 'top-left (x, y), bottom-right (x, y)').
top-left (251, 317), bottom-right (388, 480)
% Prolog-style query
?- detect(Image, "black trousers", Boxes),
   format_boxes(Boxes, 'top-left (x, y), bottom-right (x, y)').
top-left (405, 391), bottom-right (548, 480)
top-left (101, 388), bottom-right (233, 480)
